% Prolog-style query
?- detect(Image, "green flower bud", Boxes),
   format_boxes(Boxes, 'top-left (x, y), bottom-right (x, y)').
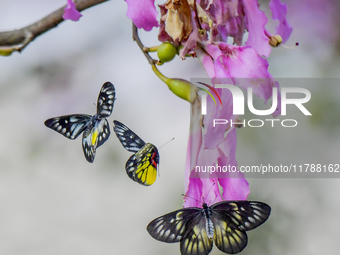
top-left (157, 42), bottom-right (177, 63)
top-left (166, 78), bottom-right (197, 103)
top-left (152, 64), bottom-right (197, 103)
top-left (0, 47), bottom-right (14, 56)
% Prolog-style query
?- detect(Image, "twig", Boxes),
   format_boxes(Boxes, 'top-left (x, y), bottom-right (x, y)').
top-left (0, 0), bottom-right (109, 53)
top-left (132, 23), bottom-right (158, 65)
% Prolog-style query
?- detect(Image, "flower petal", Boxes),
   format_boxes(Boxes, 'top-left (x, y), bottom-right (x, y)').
top-left (196, 48), bottom-right (215, 78)
top-left (184, 97), bottom-right (203, 208)
top-left (63, 0), bottom-right (82, 21)
top-left (219, 177), bottom-right (250, 200)
top-left (219, 44), bottom-right (275, 102)
top-left (184, 128), bottom-right (249, 207)
top-left (179, 12), bottom-right (202, 59)
top-left (269, 0), bottom-right (293, 43)
top-left (242, 0), bottom-right (271, 57)
top-left (203, 83), bottom-right (234, 150)
top-left (202, 0), bottom-right (238, 26)
top-left (217, 129), bottom-right (249, 200)
top-left (184, 177), bottom-right (203, 208)
top-left (184, 177), bottom-right (224, 208)
top-left (125, 0), bottom-right (159, 31)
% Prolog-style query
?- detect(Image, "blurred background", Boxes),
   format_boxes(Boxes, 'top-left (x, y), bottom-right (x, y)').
top-left (0, 0), bottom-right (339, 254)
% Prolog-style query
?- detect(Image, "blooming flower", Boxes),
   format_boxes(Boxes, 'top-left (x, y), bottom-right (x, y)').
top-left (125, 0), bottom-right (291, 208)
top-left (183, 42), bottom-right (281, 207)
top-left (63, 0), bottom-right (82, 21)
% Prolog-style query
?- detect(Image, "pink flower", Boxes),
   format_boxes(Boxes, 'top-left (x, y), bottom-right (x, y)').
top-left (183, 40), bottom-right (283, 207)
top-left (63, 0), bottom-right (82, 21)
top-left (183, 93), bottom-right (249, 208)
top-left (178, 0), bottom-right (290, 207)
top-left (197, 42), bottom-right (281, 146)
top-left (125, 0), bottom-right (159, 31)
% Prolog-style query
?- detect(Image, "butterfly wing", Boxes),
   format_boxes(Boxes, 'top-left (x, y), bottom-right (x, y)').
top-left (44, 114), bottom-right (92, 140)
top-left (147, 208), bottom-right (213, 255)
top-left (95, 117), bottom-right (111, 148)
top-left (212, 201), bottom-right (271, 231)
top-left (82, 117), bottom-right (110, 163)
top-left (211, 201), bottom-right (271, 254)
top-left (180, 212), bottom-right (214, 255)
top-left (113, 120), bottom-right (146, 152)
top-left (97, 82), bottom-right (116, 117)
top-left (125, 143), bottom-right (159, 186)
top-left (147, 208), bottom-right (201, 243)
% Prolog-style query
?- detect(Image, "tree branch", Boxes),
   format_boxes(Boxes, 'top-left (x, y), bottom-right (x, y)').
top-left (132, 23), bottom-right (158, 65)
top-left (0, 0), bottom-right (109, 53)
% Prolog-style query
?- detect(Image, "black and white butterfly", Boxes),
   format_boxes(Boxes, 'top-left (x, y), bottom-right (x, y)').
top-left (147, 200), bottom-right (271, 255)
top-left (113, 120), bottom-right (159, 186)
top-left (44, 82), bottom-right (116, 163)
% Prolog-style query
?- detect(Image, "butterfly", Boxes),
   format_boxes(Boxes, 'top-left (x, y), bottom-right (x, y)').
top-left (44, 82), bottom-right (116, 163)
top-left (147, 200), bottom-right (271, 255)
top-left (113, 120), bottom-right (159, 186)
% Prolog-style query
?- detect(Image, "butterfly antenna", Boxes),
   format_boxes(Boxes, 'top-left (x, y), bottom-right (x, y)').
top-left (182, 194), bottom-right (201, 204)
top-left (206, 182), bottom-right (216, 197)
top-left (205, 182), bottom-right (216, 205)
top-left (159, 137), bottom-right (175, 150)
top-left (157, 138), bottom-right (175, 177)
top-left (210, 194), bottom-right (218, 206)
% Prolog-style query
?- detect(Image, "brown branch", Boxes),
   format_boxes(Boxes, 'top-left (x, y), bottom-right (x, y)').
top-left (0, 0), bottom-right (109, 53)
top-left (132, 23), bottom-right (158, 65)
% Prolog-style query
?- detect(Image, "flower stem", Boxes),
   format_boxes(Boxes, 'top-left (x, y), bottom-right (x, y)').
top-left (146, 46), bottom-right (159, 52)
top-left (132, 23), bottom-right (157, 65)
top-left (151, 64), bottom-right (169, 84)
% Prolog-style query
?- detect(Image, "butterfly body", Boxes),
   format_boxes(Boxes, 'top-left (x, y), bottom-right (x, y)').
top-left (81, 115), bottom-right (111, 162)
top-left (202, 203), bottom-right (214, 239)
top-left (113, 121), bottom-right (159, 186)
top-left (45, 82), bottom-right (115, 163)
top-left (147, 200), bottom-right (271, 255)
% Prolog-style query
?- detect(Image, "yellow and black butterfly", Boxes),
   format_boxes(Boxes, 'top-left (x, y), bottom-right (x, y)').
top-left (113, 120), bottom-right (159, 186)
top-left (147, 200), bottom-right (271, 255)
top-left (44, 82), bottom-right (116, 163)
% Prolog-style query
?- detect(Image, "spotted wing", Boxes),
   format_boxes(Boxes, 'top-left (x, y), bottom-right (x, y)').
top-left (97, 82), bottom-right (116, 117)
top-left (82, 118), bottom-right (110, 163)
top-left (125, 143), bottom-right (159, 186)
top-left (44, 114), bottom-right (92, 140)
top-left (210, 201), bottom-right (271, 254)
top-left (113, 120), bottom-right (146, 152)
top-left (147, 208), bottom-right (201, 243)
